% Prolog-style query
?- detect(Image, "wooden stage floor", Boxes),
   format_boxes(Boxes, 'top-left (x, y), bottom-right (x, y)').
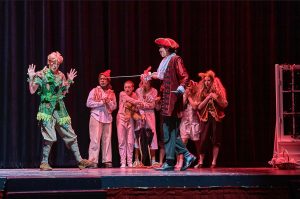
top-left (0, 167), bottom-right (300, 198)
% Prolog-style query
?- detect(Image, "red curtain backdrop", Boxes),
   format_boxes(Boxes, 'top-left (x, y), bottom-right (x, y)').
top-left (1, 1), bottom-right (300, 168)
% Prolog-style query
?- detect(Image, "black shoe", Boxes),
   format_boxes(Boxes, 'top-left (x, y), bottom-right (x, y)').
top-left (154, 162), bottom-right (175, 171)
top-left (181, 154), bottom-right (196, 171)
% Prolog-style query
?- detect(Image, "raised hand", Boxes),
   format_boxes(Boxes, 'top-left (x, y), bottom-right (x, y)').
top-left (27, 64), bottom-right (36, 79)
top-left (67, 68), bottom-right (77, 81)
top-left (150, 72), bottom-right (158, 79)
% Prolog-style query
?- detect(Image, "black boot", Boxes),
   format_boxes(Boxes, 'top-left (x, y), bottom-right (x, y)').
top-left (181, 153), bottom-right (196, 171)
top-left (155, 160), bottom-right (175, 171)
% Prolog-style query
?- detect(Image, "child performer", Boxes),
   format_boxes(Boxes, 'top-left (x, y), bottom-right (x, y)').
top-left (117, 80), bottom-right (143, 168)
top-left (86, 70), bottom-right (117, 168)
top-left (176, 80), bottom-right (201, 169)
top-left (133, 78), bottom-right (160, 167)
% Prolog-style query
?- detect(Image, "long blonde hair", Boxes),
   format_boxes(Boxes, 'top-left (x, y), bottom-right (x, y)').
top-left (198, 70), bottom-right (227, 100)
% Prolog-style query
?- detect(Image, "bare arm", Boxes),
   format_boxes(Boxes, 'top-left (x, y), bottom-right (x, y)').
top-left (27, 64), bottom-right (39, 94)
top-left (120, 92), bottom-right (142, 106)
top-left (62, 68), bottom-right (77, 95)
top-left (198, 94), bottom-right (212, 111)
top-left (210, 93), bottom-right (228, 108)
top-left (151, 72), bottom-right (159, 79)
top-left (188, 97), bottom-right (200, 110)
top-left (141, 89), bottom-right (157, 110)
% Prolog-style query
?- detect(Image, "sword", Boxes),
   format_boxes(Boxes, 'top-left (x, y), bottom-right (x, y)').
top-left (109, 71), bottom-right (153, 79)
top-left (109, 74), bottom-right (142, 79)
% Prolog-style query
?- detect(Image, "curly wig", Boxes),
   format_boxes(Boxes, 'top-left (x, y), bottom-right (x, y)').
top-left (47, 51), bottom-right (63, 65)
top-left (198, 70), bottom-right (227, 100)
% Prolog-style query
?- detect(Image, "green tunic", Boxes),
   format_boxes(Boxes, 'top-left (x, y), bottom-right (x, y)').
top-left (31, 68), bottom-right (71, 125)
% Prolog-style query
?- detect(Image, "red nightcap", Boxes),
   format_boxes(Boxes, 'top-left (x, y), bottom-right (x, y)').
top-left (100, 69), bottom-right (111, 78)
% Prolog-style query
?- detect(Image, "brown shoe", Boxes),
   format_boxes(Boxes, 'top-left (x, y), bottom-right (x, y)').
top-left (103, 162), bottom-right (112, 168)
top-left (40, 162), bottom-right (53, 171)
top-left (78, 159), bottom-right (93, 169)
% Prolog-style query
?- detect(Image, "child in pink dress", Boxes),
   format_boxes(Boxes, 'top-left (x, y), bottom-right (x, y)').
top-left (177, 81), bottom-right (201, 169)
top-left (133, 79), bottom-right (159, 167)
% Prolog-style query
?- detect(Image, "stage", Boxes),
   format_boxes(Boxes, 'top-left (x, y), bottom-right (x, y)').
top-left (0, 167), bottom-right (299, 199)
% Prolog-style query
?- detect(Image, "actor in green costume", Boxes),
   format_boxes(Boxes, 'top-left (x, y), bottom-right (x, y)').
top-left (27, 51), bottom-right (92, 170)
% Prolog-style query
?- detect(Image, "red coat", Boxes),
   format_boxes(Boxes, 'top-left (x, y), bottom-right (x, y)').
top-left (160, 55), bottom-right (189, 117)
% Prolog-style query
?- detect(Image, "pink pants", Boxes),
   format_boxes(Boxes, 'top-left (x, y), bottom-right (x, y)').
top-left (88, 116), bottom-right (112, 164)
top-left (117, 114), bottom-right (135, 165)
